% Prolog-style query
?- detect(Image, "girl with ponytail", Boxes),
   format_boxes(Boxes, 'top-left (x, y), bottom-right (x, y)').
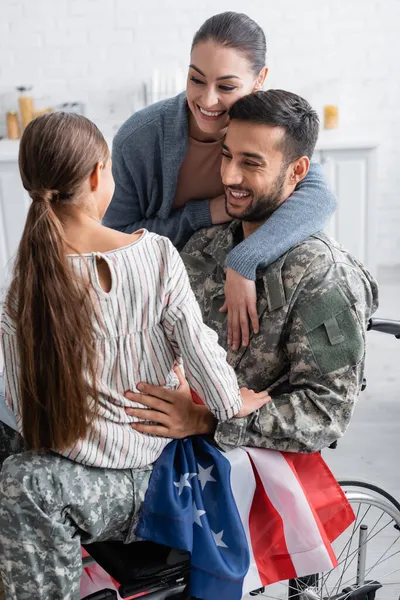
top-left (0, 112), bottom-right (266, 598)
top-left (7, 116), bottom-right (110, 452)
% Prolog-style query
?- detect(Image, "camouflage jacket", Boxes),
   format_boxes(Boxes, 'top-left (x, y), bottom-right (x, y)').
top-left (181, 222), bottom-right (379, 453)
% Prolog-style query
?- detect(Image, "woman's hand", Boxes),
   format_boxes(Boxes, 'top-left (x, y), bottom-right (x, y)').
top-left (220, 268), bottom-right (260, 351)
top-left (125, 366), bottom-right (216, 438)
top-left (236, 387), bottom-right (271, 418)
top-left (209, 195), bottom-right (233, 225)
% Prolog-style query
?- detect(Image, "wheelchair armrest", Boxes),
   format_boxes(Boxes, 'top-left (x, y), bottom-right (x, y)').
top-left (368, 318), bottom-right (400, 338)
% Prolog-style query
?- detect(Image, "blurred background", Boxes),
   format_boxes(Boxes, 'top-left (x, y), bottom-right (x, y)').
top-left (0, 0), bottom-right (399, 545)
top-left (1, 0), bottom-right (400, 284)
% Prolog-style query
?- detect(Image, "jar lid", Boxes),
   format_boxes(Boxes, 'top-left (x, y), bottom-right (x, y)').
top-left (6, 110), bottom-right (17, 115)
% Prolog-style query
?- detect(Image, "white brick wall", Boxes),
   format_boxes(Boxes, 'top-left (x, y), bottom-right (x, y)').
top-left (1, 0), bottom-right (399, 269)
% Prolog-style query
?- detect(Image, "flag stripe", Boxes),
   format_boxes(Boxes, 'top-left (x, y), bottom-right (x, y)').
top-left (224, 448), bottom-right (263, 594)
top-left (246, 448), bottom-right (334, 577)
top-left (247, 454), bottom-right (296, 587)
top-left (283, 452), bottom-right (355, 546)
top-left (285, 454), bottom-right (337, 567)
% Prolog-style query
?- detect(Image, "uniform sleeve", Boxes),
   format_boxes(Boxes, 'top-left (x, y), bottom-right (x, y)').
top-left (214, 263), bottom-right (373, 452)
top-left (225, 163), bottom-right (337, 280)
top-left (103, 138), bottom-right (212, 248)
top-left (161, 241), bottom-right (242, 421)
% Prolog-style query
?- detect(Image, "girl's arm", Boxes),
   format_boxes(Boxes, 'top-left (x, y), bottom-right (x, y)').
top-left (161, 240), bottom-right (242, 421)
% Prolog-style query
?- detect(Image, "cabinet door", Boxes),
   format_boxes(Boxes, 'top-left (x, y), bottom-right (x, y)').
top-left (0, 162), bottom-right (29, 296)
top-left (319, 149), bottom-right (376, 274)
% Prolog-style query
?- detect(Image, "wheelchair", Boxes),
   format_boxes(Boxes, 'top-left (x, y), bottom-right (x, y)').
top-left (82, 318), bottom-right (400, 600)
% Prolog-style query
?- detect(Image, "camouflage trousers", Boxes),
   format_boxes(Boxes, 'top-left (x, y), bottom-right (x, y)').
top-left (0, 450), bottom-right (152, 600)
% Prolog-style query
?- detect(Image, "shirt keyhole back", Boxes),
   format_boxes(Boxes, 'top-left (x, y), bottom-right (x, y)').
top-left (92, 254), bottom-right (114, 294)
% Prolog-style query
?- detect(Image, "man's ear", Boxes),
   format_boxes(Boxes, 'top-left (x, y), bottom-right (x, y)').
top-left (289, 156), bottom-right (310, 185)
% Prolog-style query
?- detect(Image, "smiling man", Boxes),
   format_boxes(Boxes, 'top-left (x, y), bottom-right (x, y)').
top-left (127, 90), bottom-right (379, 453)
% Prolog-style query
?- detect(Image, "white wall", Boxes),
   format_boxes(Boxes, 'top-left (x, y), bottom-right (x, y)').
top-left (1, 0), bottom-right (399, 269)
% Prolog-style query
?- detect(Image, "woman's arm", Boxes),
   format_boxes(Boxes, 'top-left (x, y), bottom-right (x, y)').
top-left (103, 140), bottom-right (213, 248)
top-left (226, 162), bottom-right (337, 280)
top-left (221, 163), bottom-right (337, 349)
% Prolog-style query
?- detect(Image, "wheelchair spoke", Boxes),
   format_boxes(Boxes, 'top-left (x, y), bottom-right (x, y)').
top-left (316, 499), bottom-right (399, 600)
top-left (322, 514), bottom-right (394, 595)
top-left (363, 536), bottom-right (400, 575)
top-left (334, 504), bottom-right (369, 564)
top-left (322, 504), bottom-right (371, 592)
top-left (336, 554), bottom-right (400, 593)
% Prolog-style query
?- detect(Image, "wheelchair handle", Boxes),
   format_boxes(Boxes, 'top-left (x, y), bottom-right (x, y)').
top-left (368, 318), bottom-right (400, 338)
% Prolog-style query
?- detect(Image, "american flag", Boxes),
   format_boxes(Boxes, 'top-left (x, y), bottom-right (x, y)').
top-left (138, 437), bottom-right (353, 599)
top-left (81, 437), bottom-right (354, 599)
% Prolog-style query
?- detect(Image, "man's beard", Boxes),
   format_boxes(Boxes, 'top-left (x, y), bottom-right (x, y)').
top-left (225, 166), bottom-right (288, 223)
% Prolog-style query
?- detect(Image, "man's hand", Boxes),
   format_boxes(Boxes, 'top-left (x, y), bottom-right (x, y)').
top-left (220, 268), bottom-right (260, 351)
top-left (125, 366), bottom-right (216, 438)
top-left (209, 195), bottom-right (233, 225)
top-left (236, 387), bottom-right (271, 417)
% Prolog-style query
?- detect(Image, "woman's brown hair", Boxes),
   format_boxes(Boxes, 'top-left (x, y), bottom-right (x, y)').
top-left (7, 112), bottom-right (109, 451)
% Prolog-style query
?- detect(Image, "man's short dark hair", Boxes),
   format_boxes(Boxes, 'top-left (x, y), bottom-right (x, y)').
top-left (229, 90), bottom-right (319, 162)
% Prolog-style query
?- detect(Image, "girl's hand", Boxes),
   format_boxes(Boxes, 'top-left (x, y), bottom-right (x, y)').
top-left (220, 268), bottom-right (260, 350)
top-left (236, 387), bottom-right (271, 418)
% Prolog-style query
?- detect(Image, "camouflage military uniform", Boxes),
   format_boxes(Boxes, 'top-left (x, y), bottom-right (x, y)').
top-left (181, 222), bottom-right (379, 454)
top-left (0, 450), bottom-right (151, 599)
top-left (0, 371), bottom-right (152, 599)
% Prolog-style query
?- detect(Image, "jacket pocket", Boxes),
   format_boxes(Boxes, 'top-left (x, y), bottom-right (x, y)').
top-left (297, 284), bottom-right (364, 375)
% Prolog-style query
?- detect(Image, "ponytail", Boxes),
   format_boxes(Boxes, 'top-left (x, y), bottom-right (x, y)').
top-left (7, 197), bottom-right (98, 451)
top-left (6, 112), bottom-right (107, 451)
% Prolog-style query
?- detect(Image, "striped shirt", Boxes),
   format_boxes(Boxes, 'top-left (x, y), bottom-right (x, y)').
top-left (0, 230), bottom-right (242, 468)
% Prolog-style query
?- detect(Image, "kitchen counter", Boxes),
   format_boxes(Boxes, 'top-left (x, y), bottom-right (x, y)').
top-left (0, 133), bottom-right (377, 162)
top-left (314, 131), bottom-right (378, 151)
top-left (0, 137), bottom-right (113, 162)
top-left (0, 133), bottom-right (378, 291)
top-left (0, 139), bottom-right (20, 161)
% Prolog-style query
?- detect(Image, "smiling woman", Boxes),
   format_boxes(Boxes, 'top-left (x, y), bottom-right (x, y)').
top-left (186, 27), bottom-right (266, 140)
top-left (103, 11), bottom-right (338, 347)
top-left (174, 38), bottom-right (266, 211)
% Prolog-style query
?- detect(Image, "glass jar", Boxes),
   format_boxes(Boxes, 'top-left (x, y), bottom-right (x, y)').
top-left (17, 86), bottom-right (34, 130)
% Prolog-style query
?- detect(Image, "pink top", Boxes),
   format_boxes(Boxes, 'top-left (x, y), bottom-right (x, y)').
top-left (173, 137), bottom-right (225, 208)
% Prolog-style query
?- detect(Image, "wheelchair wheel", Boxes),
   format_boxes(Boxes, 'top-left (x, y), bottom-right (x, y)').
top-left (249, 480), bottom-right (400, 600)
